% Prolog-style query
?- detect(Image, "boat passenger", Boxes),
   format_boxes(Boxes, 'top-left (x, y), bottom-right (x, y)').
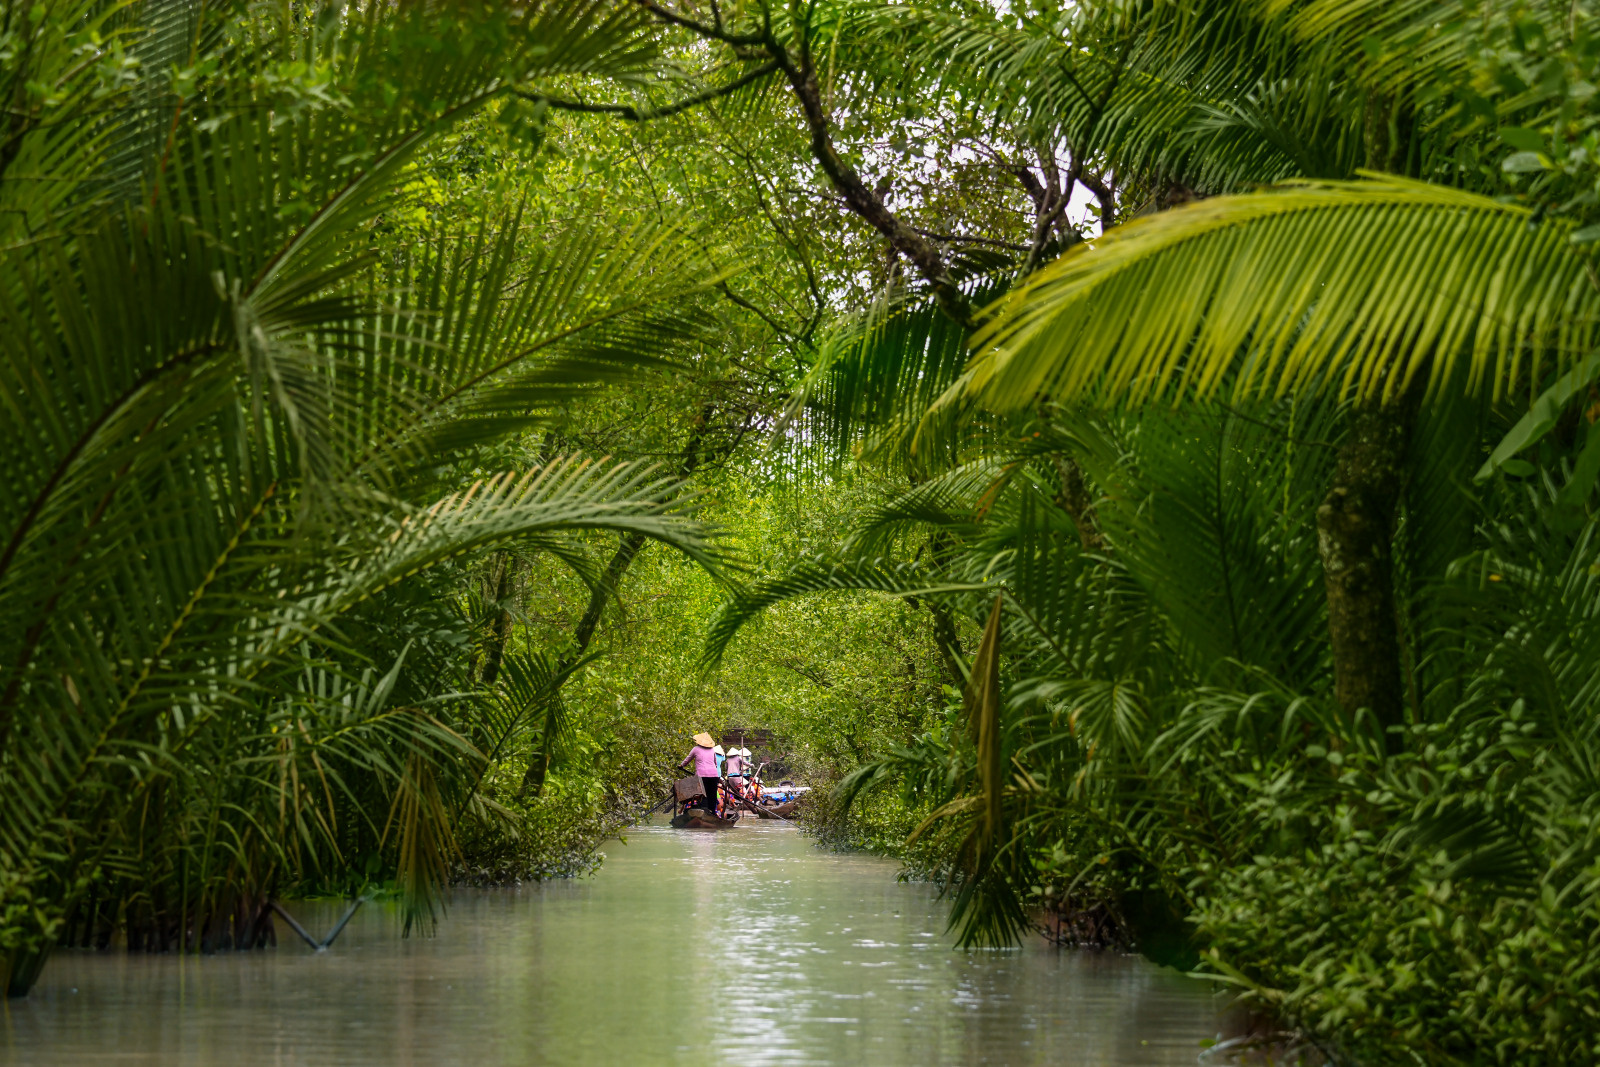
top-left (721, 749), bottom-right (746, 809)
top-left (679, 732), bottom-right (720, 811)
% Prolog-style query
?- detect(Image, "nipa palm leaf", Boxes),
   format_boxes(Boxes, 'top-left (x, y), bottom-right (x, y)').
top-left (963, 177), bottom-right (1598, 411)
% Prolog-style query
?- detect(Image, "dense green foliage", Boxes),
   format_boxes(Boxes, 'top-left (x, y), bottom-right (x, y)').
top-left (0, 0), bottom-right (949, 1000)
top-left (7, 1), bottom-right (1600, 1063)
top-left (0, 0), bottom-right (732, 993)
top-left (674, 1), bottom-right (1600, 1063)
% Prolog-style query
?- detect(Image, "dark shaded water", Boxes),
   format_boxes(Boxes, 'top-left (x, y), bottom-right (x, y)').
top-left (2, 820), bottom-right (1225, 1064)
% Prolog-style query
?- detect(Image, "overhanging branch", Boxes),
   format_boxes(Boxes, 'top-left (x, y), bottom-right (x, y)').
top-left (635, 0), bottom-right (974, 326)
top-left (516, 60), bottom-right (779, 123)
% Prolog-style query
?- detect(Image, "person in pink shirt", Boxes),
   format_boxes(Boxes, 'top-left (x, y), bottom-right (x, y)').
top-left (678, 731), bottom-right (720, 811)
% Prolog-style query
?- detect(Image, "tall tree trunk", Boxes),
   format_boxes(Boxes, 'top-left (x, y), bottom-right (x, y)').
top-left (517, 409), bottom-right (716, 797)
top-left (925, 598), bottom-right (967, 688)
top-left (1051, 454), bottom-right (1104, 552)
top-left (478, 552), bottom-right (520, 687)
top-left (1364, 89), bottom-right (1416, 176)
top-left (1317, 402), bottom-right (1411, 746)
top-left (516, 530), bottom-right (647, 798)
top-left (1315, 92), bottom-right (1423, 748)
top-left (915, 526), bottom-right (971, 687)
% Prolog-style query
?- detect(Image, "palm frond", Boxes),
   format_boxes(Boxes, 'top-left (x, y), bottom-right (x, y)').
top-left (702, 557), bottom-right (994, 668)
top-left (964, 177), bottom-right (1597, 411)
top-left (1260, 0), bottom-right (1560, 94)
top-left (869, 0), bottom-right (1353, 193)
top-left (1476, 352), bottom-right (1600, 481)
top-left (0, 1), bottom-right (729, 987)
top-left (842, 461), bottom-right (1004, 556)
top-left (790, 290), bottom-right (981, 472)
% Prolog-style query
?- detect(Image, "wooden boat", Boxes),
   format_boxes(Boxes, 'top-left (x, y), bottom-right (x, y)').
top-left (670, 808), bottom-right (740, 829)
top-left (750, 800), bottom-right (799, 819)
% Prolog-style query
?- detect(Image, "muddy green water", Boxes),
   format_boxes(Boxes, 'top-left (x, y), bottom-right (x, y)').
top-left (2, 820), bottom-right (1225, 1065)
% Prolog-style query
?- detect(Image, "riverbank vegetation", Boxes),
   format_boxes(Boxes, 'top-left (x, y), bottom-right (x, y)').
top-left (4, 0), bottom-right (1600, 1062)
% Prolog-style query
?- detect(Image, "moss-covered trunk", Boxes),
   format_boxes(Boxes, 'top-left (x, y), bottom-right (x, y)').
top-left (1317, 402), bottom-right (1411, 744)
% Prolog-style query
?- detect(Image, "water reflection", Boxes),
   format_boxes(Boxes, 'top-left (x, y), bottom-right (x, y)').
top-left (2, 820), bottom-right (1224, 1065)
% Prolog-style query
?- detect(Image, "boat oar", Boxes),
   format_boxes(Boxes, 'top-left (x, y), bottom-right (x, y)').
top-left (747, 801), bottom-right (796, 822)
top-left (729, 782), bottom-right (796, 821)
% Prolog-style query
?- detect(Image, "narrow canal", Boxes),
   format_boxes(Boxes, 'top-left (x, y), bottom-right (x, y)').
top-left (3, 821), bottom-right (1224, 1064)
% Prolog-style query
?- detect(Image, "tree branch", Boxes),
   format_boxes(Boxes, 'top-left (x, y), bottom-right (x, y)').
top-left (1021, 152), bottom-right (1086, 275)
top-left (517, 405), bottom-right (723, 797)
top-left (765, 43), bottom-right (972, 325)
top-left (769, 655), bottom-right (834, 689)
top-left (632, 0), bottom-right (766, 44)
top-left (911, 226), bottom-right (1027, 252)
top-left (718, 281), bottom-right (797, 343)
top-left (636, 3), bottom-right (973, 325)
top-left (1012, 165), bottom-right (1047, 212)
top-left (516, 60), bottom-right (778, 123)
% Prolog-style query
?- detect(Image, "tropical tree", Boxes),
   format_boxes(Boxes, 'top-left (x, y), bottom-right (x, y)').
top-left (0, 0), bottom-right (735, 996)
top-left (686, 0), bottom-right (1600, 1058)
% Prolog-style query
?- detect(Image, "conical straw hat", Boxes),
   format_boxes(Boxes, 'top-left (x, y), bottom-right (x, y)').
top-left (692, 732), bottom-right (715, 747)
